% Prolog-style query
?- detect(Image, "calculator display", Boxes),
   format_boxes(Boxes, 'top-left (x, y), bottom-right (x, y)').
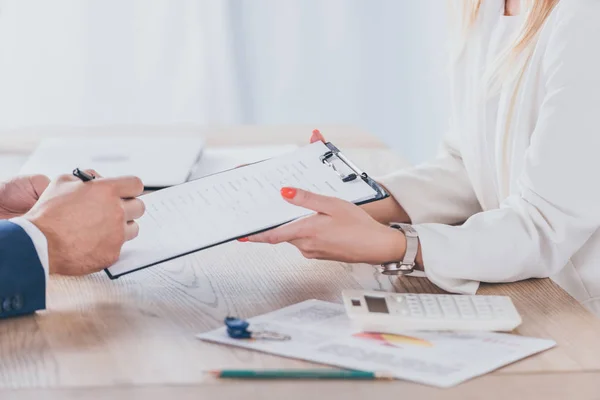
top-left (364, 296), bottom-right (389, 314)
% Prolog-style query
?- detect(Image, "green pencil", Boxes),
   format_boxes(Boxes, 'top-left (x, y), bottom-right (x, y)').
top-left (208, 369), bottom-right (394, 380)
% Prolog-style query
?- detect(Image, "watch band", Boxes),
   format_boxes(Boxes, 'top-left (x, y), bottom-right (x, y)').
top-left (381, 223), bottom-right (419, 276)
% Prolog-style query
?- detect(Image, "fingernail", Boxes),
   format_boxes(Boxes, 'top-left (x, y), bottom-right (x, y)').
top-left (312, 129), bottom-right (321, 135)
top-left (237, 237), bottom-right (249, 242)
top-left (281, 187), bottom-right (297, 199)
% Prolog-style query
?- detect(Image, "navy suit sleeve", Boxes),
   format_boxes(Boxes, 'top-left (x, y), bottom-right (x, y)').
top-left (0, 220), bottom-right (46, 318)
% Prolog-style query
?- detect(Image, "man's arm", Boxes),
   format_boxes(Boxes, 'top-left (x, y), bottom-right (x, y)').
top-left (0, 220), bottom-right (46, 319)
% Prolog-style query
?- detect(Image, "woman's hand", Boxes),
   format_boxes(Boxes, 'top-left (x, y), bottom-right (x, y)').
top-left (243, 187), bottom-right (407, 265)
top-left (310, 129), bottom-right (409, 225)
top-left (310, 129), bottom-right (325, 144)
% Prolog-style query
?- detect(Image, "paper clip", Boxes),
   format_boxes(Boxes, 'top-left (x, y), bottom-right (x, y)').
top-left (224, 317), bottom-right (291, 341)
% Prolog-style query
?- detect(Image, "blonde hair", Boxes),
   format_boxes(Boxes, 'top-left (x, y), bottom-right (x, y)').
top-left (452, 0), bottom-right (559, 196)
top-left (454, 0), bottom-right (558, 90)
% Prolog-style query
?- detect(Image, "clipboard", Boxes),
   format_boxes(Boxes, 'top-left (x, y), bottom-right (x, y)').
top-left (232, 142), bottom-right (387, 205)
top-left (105, 141), bottom-right (388, 279)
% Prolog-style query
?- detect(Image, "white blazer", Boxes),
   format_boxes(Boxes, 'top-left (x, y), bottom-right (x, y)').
top-left (380, 0), bottom-right (600, 315)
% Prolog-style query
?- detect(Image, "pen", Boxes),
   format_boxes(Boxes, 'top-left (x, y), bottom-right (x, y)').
top-left (72, 168), bottom-right (95, 182)
top-left (207, 369), bottom-right (393, 380)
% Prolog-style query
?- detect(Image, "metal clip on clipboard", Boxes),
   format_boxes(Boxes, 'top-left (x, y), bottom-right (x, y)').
top-left (320, 151), bottom-right (358, 183)
top-left (318, 142), bottom-right (388, 206)
top-left (319, 143), bottom-right (370, 184)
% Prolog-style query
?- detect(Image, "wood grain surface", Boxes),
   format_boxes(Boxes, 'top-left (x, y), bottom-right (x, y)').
top-left (3, 372), bottom-right (600, 400)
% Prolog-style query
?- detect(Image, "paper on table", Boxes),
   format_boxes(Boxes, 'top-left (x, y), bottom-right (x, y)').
top-left (197, 300), bottom-right (556, 388)
top-left (191, 145), bottom-right (298, 179)
top-left (19, 136), bottom-right (205, 188)
top-left (107, 142), bottom-right (378, 278)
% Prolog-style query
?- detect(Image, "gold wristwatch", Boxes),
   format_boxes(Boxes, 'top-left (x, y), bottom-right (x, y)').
top-left (381, 223), bottom-right (419, 276)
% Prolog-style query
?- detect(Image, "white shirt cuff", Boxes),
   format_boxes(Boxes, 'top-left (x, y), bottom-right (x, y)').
top-left (9, 217), bottom-right (50, 282)
top-left (412, 224), bottom-right (480, 295)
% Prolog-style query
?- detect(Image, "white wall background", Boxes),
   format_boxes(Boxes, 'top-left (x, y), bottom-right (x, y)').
top-left (0, 0), bottom-right (449, 163)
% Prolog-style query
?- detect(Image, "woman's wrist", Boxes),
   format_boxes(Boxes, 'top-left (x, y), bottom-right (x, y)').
top-left (377, 224), bottom-right (424, 270)
top-left (375, 226), bottom-right (407, 265)
top-left (361, 194), bottom-right (410, 225)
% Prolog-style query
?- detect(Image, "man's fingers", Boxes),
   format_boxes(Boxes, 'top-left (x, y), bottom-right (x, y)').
top-left (102, 176), bottom-right (144, 198)
top-left (83, 169), bottom-right (102, 179)
top-left (28, 175), bottom-right (51, 198)
top-left (281, 187), bottom-right (350, 216)
top-left (124, 221), bottom-right (140, 241)
top-left (123, 198), bottom-right (145, 221)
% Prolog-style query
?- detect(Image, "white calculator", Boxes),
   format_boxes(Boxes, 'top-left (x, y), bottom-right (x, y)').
top-left (342, 290), bottom-right (522, 332)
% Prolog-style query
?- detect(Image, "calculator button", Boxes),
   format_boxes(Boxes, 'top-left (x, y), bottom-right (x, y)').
top-left (426, 311), bottom-right (442, 318)
top-left (460, 307), bottom-right (475, 316)
top-left (441, 306), bottom-right (458, 315)
top-left (489, 297), bottom-right (507, 306)
top-left (459, 308), bottom-right (476, 318)
top-left (424, 305), bottom-right (441, 315)
top-left (441, 302), bottom-right (457, 310)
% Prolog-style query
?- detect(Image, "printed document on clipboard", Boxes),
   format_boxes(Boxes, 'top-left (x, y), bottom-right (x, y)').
top-left (106, 141), bottom-right (388, 279)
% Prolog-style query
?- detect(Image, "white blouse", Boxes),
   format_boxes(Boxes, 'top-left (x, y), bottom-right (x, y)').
top-left (379, 0), bottom-right (600, 316)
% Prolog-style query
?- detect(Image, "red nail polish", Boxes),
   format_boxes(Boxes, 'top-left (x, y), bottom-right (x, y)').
top-left (237, 237), bottom-right (249, 242)
top-left (281, 187), bottom-right (297, 199)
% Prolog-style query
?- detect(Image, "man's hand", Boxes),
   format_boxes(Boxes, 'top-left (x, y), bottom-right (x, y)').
top-left (0, 175), bottom-right (50, 219)
top-left (23, 173), bottom-right (145, 275)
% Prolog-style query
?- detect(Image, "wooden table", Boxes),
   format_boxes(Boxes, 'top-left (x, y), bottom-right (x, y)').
top-left (1, 125), bottom-right (600, 400)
